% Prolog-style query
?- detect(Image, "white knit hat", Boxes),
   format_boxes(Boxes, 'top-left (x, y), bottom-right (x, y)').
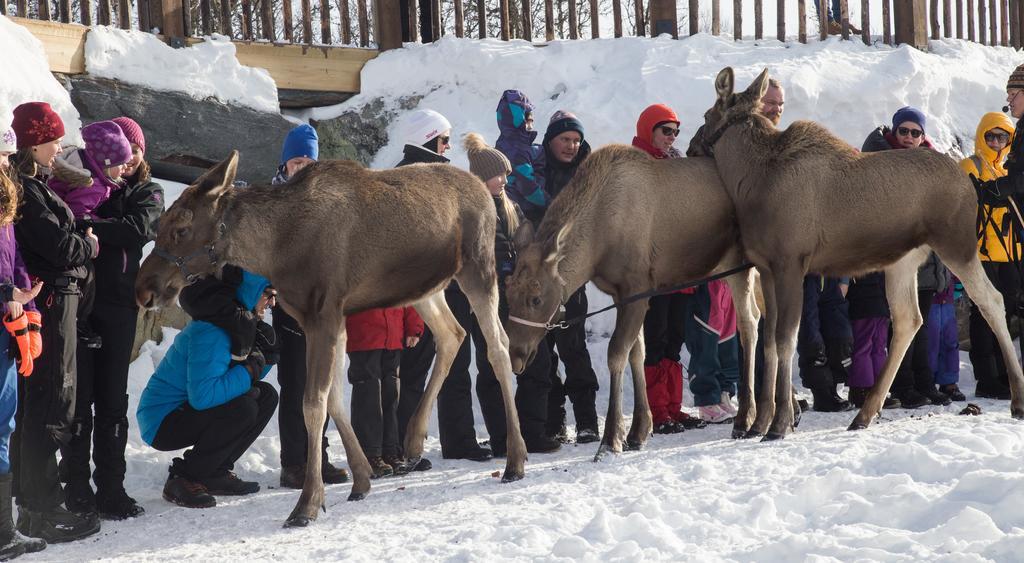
top-left (397, 109), bottom-right (452, 146)
top-left (0, 128), bottom-right (16, 153)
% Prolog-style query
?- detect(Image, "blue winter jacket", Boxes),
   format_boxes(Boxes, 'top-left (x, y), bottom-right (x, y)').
top-left (494, 90), bottom-right (547, 219)
top-left (137, 270), bottom-right (272, 445)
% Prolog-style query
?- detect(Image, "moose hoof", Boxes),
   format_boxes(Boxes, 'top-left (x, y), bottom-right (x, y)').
top-left (347, 492), bottom-right (366, 501)
top-left (501, 470), bottom-right (524, 483)
top-left (761, 432), bottom-right (785, 442)
top-left (743, 430), bottom-right (764, 440)
top-left (284, 515), bottom-right (312, 528)
top-left (1012, 407), bottom-right (1024, 420)
top-left (624, 439), bottom-right (644, 451)
top-left (731, 428), bottom-right (749, 439)
top-left (847, 420), bottom-right (869, 431)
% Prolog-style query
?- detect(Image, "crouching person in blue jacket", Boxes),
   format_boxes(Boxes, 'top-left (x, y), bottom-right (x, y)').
top-left (137, 270), bottom-right (278, 509)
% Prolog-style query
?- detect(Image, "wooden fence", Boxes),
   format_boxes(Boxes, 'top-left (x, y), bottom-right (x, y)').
top-left (4, 0), bottom-right (1024, 51)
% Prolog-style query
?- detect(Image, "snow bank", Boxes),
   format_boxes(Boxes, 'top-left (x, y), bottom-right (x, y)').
top-left (85, 27), bottom-right (279, 114)
top-left (313, 34), bottom-right (1019, 171)
top-left (0, 16), bottom-right (82, 144)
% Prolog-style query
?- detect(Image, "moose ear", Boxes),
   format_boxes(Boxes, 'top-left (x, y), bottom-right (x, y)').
top-left (194, 150), bottom-right (240, 196)
top-left (715, 67), bottom-right (735, 102)
top-left (513, 221), bottom-right (535, 251)
top-left (544, 222), bottom-right (572, 268)
top-left (747, 67), bottom-right (770, 100)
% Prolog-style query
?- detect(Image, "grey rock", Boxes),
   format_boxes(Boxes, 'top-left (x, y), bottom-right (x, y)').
top-left (63, 74), bottom-right (295, 183)
top-left (313, 95), bottom-right (423, 166)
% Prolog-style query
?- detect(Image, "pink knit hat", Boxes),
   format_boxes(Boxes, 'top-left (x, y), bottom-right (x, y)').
top-left (111, 116), bottom-right (146, 154)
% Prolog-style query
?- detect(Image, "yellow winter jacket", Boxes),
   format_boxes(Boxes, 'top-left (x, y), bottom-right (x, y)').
top-left (960, 112), bottom-right (1018, 262)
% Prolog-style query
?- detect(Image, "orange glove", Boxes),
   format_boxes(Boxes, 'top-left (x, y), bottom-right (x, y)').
top-left (3, 312), bottom-right (33, 377)
top-left (25, 311), bottom-right (42, 359)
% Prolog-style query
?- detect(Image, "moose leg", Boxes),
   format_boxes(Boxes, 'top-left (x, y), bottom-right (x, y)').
top-left (597, 299), bottom-right (647, 460)
top-left (726, 268), bottom-right (760, 439)
top-left (850, 253), bottom-right (924, 430)
top-left (764, 267), bottom-right (804, 440)
top-left (625, 329), bottom-right (653, 450)
top-left (748, 267), bottom-right (778, 438)
top-left (286, 317), bottom-right (345, 528)
top-left (458, 276), bottom-right (528, 482)
top-left (325, 329), bottom-right (372, 501)
top-left (404, 291), bottom-right (466, 462)
top-left (947, 256), bottom-right (1024, 419)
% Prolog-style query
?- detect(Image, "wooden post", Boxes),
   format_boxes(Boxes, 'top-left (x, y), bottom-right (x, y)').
top-left (967, 0), bottom-right (975, 39)
top-left (318, 0), bottom-right (329, 42)
top-left (356, 0), bottom-right (368, 44)
top-left (894, 0), bottom-right (927, 48)
top-left (341, 0), bottom-right (351, 43)
top-left (261, 0), bottom-right (275, 38)
top-left (956, 0), bottom-right (963, 37)
top-left (712, 0), bottom-right (720, 34)
top-left (241, 0), bottom-right (253, 39)
top-left (16, 0), bottom-right (26, 17)
top-left (734, 0), bottom-right (742, 40)
top-left (1018, 0), bottom-right (1024, 46)
top-left (590, 0), bottom-right (599, 36)
top-left (613, 0), bottom-right (623, 36)
top-left (688, 0), bottom-right (697, 34)
top-left (480, 0), bottom-right (488, 38)
top-left (99, 0), bottom-right (111, 24)
top-left (1011, 0), bottom-right (1019, 46)
top-left (839, 0), bottom-right (849, 39)
top-left (199, 0), bottom-right (211, 34)
top-left (454, 0), bottom-right (464, 36)
top-left (979, 0), bottom-right (986, 43)
top-left (282, 0), bottom-right (293, 40)
top-left (930, 0), bottom-right (939, 38)
top-left (162, 0), bottom-right (185, 37)
top-left (883, 0), bottom-right (891, 43)
top-left (373, 0), bottom-right (402, 48)
top-left (798, 0), bottom-right (806, 42)
top-left (990, 0), bottom-right (997, 44)
top-left (544, 0), bottom-right (554, 39)
top-left (221, 0), bottom-right (235, 36)
top-left (38, 0), bottom-right (50, 20)
top-left (431, 0), bottom-right (441, 38)
top-left (650, 0), bottom-right (677, 36)
top-left (500, 0), bottom-right (509, 38)
top-left (943, 0), bottom-right (951, 36)
top-left (754, 0), bottom-right (762, 39)
top-left (777, 0), bottom-right (785, 40)
top-left (999, 0), bottom-right (1007, 44)
top-left (569, 0), bottom-right (578, 37)
top-left (118, 0), bottom-right (130, 28)
top-left (81, 0), bottom-right (92, 24)
top-left (818, 0), bottom-right (826, 39)
top-left (59, 0), bottom-right (69, 22)
top-left (522, 0), bottom-right (532, 39)
top-left (861, 0), bottom-right (869, 43)
top-left (635, 0), bottom-right (644, 35)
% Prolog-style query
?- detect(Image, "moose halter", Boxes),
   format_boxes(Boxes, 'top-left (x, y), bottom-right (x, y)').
top-left (151, 203), bottom-right (232, 285)
top-left (507, 307), bottom-right (568, 331)
top-left (698, 111), bottom-right (755, 157)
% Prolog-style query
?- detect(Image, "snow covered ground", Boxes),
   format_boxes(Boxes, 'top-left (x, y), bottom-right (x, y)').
top-left (6, 15), bottom-right (1024, 560)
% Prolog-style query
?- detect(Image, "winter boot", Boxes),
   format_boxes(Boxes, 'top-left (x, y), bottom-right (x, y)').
top-left (569, 390), bottom-right (600, 445)
top-left (698, 405), bottom-right (733, 424)
top-left (653, 420), bottom-right (685, 434)
top-left (162, 474), bottom-right (216, 509)
top-left (200, 471), bottom-right (259, 496)
top-left (976, 378), bottom-right (1012, 400)
top-left (0, 474), bottom-right (45, 559)
top-left (94, 489), bottom-right (144, 521)
top-left (810, 385), bottom-right (854, 412)
top-left (368, 457), bottom-right (394, 479)
top-left (894, 388), bottom-right (929, 409)
top-left (16, 505), bottom-right (100, 544)
top-left (62, 480), bottom-right (96, 516)
top-left (918, 386), bottom-right (952, 406)
top-left (322, 460), bottom-right (350, 484)
top-left (525, 434), bottom-right (561, 454)
top-left (671, 410), bottom-right (708, 429)
top-left (939, 384), bottom-right (967, 402)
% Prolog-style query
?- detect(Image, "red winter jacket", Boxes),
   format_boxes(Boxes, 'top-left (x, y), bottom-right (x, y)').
top-left (346, 307), bottom-right (424, 352)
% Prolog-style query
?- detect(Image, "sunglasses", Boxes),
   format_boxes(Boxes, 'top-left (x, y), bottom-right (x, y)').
top-left (896, 126), bottom-right (924, 139)
top-left (985, 131), bottom-right (1011, 144)
top-left (658, 126), bottom-right (681, 137)
top-left (439, 136), bottom-right (451, 146)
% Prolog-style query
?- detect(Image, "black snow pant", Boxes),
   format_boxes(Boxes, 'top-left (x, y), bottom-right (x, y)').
top-left (272, 307), bottom-right (331, 469)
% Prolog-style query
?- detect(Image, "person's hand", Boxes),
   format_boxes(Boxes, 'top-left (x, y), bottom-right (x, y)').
top-left (253, 321), bottom-right (279, 366)
top-left (405, 336), bottom-right (420, 349)
top-left (243, 349), bottom-right (266, 383)
top-left (13, 281), bottom-right (42, 305)
top-left (6, 302), bottom-right (22, 319)
top-left (85, 227), bottom-right (99, 257)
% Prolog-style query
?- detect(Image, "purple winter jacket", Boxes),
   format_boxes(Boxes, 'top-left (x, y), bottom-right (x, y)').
top-left (494, 90), bottom-right (547, 220)
top-left (0, 224), bottom-right (37, 316)
top-left (47, 148), bottom-right (118, 219)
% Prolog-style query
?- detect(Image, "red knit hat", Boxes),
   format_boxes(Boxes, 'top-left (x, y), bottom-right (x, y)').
top-left (111, 116), bottom-right (146, 154)
top-left (11, 102), bottom-right (65, 149)
top-left (636, 104), bottom-right (680, 145)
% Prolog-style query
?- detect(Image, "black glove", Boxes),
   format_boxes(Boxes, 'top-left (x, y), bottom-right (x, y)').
top-left (242, 349), bottom-right (266, 384)
top-left (975, 173), bottom-right (1024, 205)
top-left (253, 320), bottom-right (279, 367)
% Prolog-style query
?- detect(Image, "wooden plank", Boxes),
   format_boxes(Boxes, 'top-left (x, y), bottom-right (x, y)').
top-left (712, 0), bottom-right (719, 34)
top-left (163, 0), bottom-right (185, 36)
top-left (454, 0), bottom-right (464, 36)
top-left (967, 0), bottom-right (974, 40)
top-left (861, 0), bottom-right (869, 43)
top-left (839, 0), bottom-right (848, 39)
top-left (282, 0), bottom-right (293, 41)
top-left (261, 0), bottom-right (275, 39)
top-left (777, 0), bottom-right (785, 40)
top-left (590, 0), bottom-right (598, 36)
top-left (635, 0), bottom-right (644, 35)
top-left (931, 0), bottom-right (939, 38)
top-left (883, 0), bottom-right (891, 43)
top-left (569, 0), bottom-right (578, 37)
top-left (613, 0), bottom-right (623, 36)
top-left (818, 0), bottom-right (826, 39)
top-left (734, 0), bottom-right (741, 39)
top-left (522, 0), bottom-right (532, 39)
top-left (81, 0), bottom-right (92, 25)
top-left (1001, 0), bottom-right (1009, 44)
top-left (319, 0), bottom-right (329, 43)
top-left (754, 0), bottom-right (762, 39)
top-left (500, 0), bottom-right (509, 38)
top-left (798, 0), bottom-right (806, 42)
top-left (10, 17), bottom-right (86, 73)
top-left (229, 39), bottom-right (378, 91)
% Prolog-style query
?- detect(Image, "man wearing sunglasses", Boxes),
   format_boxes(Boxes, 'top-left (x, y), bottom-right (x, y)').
top-left (862, 106), bottom-right (932, 152)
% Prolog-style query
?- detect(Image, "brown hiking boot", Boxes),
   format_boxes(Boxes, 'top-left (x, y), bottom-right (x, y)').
top-left (322, 461), bottom-right (350, 484)
top-left (281, 463), bottom-right (351, 489)
top-left (368, 457), bottom-right (394, 479)
top-left (162, 476), bottom-right (216, 508)
top-left (382, 455), bottom-right (411, 476)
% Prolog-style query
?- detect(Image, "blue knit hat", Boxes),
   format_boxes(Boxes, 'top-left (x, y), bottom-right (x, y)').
top-left (891, 106), bottom-right (926, 133)
top-left (543, 110), bottom-right (585, 146)
top-left (280, 124), bottom-right (319, 165)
